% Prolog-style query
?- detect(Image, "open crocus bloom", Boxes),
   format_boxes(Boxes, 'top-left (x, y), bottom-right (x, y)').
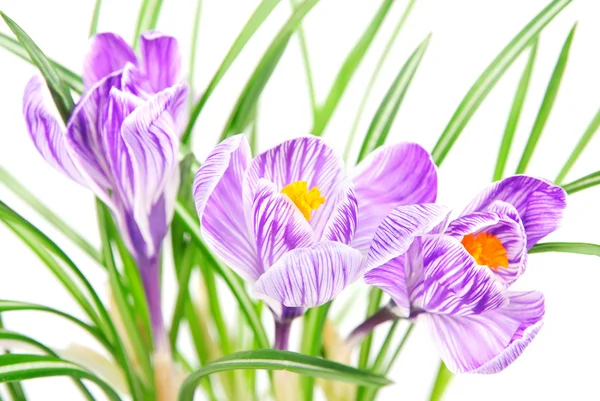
top-left (363, 176), bottom-right (567, 373)
top-left (193, 135), bottom-right (437, 342)
top-left (23, 31), bottom-right (187, 348)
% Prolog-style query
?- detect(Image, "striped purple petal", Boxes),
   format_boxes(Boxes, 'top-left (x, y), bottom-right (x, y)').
top-left (322, 180), bottom-right (358, 245)
top-left (351, 143), bottom-right (438, 253)
top-left (447, 201), bottom-right (527, 286)
top-left (193, 135), bottom-right (261, 281)
top-left (364, 254), bottom-right (411, 318)
top-left (253, 241), bottom-right (364, 317)
top-left (366, 203), bottom-right (450, 270)
top-left (252, 179), bottom-right (315, 270)
top-left (83, 33), bottom-right (137, 89)
top-left (425, 290), bottom-right (544, 374)
top-left (22, 76), bottom-right (84, 184)
top-left (461, 175), bottom-right (567, 248)
top-left (140, 31), bottom-right (182, 93)
top-left (244, 136), bottom-right (345, 239)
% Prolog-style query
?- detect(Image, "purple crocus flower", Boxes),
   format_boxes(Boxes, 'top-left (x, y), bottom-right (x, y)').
top-left (23, 31), bottom-right (187, 352)
top-left (353, 176), bottom-right (567, 373)
top-left (193, 135), bottom-right (437, 348)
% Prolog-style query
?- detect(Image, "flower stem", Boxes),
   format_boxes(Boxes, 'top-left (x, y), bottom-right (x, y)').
top-left (345, 306), bottom-right (398, 348)
top-left (274, 320), bottom-right (292, 350)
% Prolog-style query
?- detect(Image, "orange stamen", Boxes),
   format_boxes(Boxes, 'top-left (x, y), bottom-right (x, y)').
top-left (461, 232), bottom-right (509, 271)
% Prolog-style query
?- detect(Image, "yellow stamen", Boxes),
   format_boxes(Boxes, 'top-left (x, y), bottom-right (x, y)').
top-left (281, 181), bottom-right (325, 220)
top-left (461, 232), bottom-right (509, 272)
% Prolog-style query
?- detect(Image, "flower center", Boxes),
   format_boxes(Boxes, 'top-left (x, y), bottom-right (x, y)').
top-left (280, 181), bottom-right (325, 220)
top-left (461, 232), bottom-right (509, 271)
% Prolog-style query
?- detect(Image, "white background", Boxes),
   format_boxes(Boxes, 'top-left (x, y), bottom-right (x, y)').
top-left (1, 0), bottom-right (599, 400)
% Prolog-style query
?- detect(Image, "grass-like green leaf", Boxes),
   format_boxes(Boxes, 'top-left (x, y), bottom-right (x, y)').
top-left (0, 354), bottom-right (121, 401)
top-left (132, 0), bottom-right (164, 49)
top-left (300, 302), bottom-right (331, 401)
top-left (356, 33), bottom-right (431, 162)
top-left (345, 0), bottom-right (416, 161)
top-left (0, 33), bottom-right (84, 93)
top-left (174, 203), bottom-right (270, 349)
top-left (187, 0), bottom-right (203, 108)
top-left (178, 349), bottom-right (392, 401)
top-left (431, 0), bottom-right (572, 166)
top-left (182, 0), bottom-right (281, 144)
top-left (312, 0), bottom-right (395, 136)
top-left (516, 23), bottom-right (577, 174)
top-left (220, 0), bottom-right (319, 141)
top-left (89, 0), bottom-right (103, 36)
top-left (493, 39), bottom-right (538, 181)
top-left (1, 12), bottom-right (75, 122)
top-left (290, 0), bottom-right (317, 118)
top-left (429, 361), bottom-right (453, 401)
top-left (530, 242), bottom-right (600, 257)
top-left (562, 170), bottom-right (600, 194)
top-left (555, 108), bottom-right (600, 184)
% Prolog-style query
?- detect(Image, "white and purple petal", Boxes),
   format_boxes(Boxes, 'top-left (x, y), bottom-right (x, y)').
top-left (351, 143), bottom-right (438, 253)
top-left (140, 31), bottom-right (182, 93)
top-left (461, 175), bottom-right (567, 248)
top-left (83, 33), bottom-right (137, 89)
top-left (252, 179), bottom-right (315, 270)
top-left (322, 180), bottom-right (358, 244)
top-left (425, 290), bottom-right (544, 374)
top-left (253, 241), bottom-right (364, 317)
top-left (193, 135), bottom-right (261, 281)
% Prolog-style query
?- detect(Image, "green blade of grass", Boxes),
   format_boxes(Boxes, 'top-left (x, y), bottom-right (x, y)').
top-left (345, 0), bottom-right (416, 161)
top-left (493, 39), bottom-right (538, 181)
top-left (132, 0), bottom-right (164, 49)
top-left (562, 170), bottom-right (600, 194)
top-left (356, 33), bottom-right (431, 162)
top-left (529, 242), bottom-right (600, 257)
top-left (187, 0), bottom-right (203, 108)
top-left (555, 108), bottom-right (600, 185)
top-left (220, 0), bottom-right (319, 140)
top-left (290, 0), bottom-right (318, 118)
top-left (1, 12), bottom-right (75, 123)
top-left (89, 0), bottom-right (103, 36)
top-left (428, 362), bottom-right (453, 401)
top-left (431, 0), bottom-right (573, 166)
top-left (300, 302), bottom-right (332, 401)
top-left (182, 0), bottom-right (281, 144)
top-left (516, 23), bottom-right (577, 174)
top-left (312, 0), bottom-right (395, 136)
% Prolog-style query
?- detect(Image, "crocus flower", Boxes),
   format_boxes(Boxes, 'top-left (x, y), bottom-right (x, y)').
top-left (193, 134), bottom-right (437, 348)
top-left (351, 176), bottom-right (566, 373)
top-left (23, 31), bottom-right (187, 353)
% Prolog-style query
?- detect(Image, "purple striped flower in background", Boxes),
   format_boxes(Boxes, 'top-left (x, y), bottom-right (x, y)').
top-left (350, 176), bottom-right (567, 373)
top-left (23, 31), bottom-right (188, 353)
top-left (193, 135), bottom-right (437, 349)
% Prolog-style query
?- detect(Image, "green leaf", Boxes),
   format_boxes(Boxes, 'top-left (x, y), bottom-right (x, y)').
top-left (493, 39), bottom-right (538, 181)
top-left (173, 203), bottom-right (270, 349)
top-left (300, 302), bottom-right (332, 401)
top-left (0, 33), bottom-right (84, 93)
top-left (516, 23), bottom-right (577, 174)
top-left (561, 170), bottom-right (600, 194)
top-left (0, 354), bottom-right (121, 401)
top-left (431, 0), bottom-right (573, 166)
top-left (1, 12), bottom-right (75, 122)
top-left (132, 0), bottom-right (164, 49)
top-left (312, 0), bottom-right (395, 136)
top-left (344, 0), bottom-right (417, 161)
top-left (428, 361), bottom-right (453, 401)
top-left (356, 33), bottom-right (431, 162)
top-left (529, 242), bottom-right (600, 257)
top-left (182, 0), bottom-right (281, 144)
top-left (355, 288), bottom-right (383, 401)
top-left (555, 108), bottom-right (600, 185)
top-left (220, 0), bottom-right (319, 141)
top-left (290, 0), bottom-right (318, 118)
top-left (187, 0), bottom-right (203, 108)
top-left (89, 0), bottom-right (103, 36)
top-left (178, 349), bottom-right (392, 401)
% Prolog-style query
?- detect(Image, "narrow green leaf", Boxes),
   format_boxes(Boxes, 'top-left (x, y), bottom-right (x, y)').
top-left (431, 0), bottom-right (573, 166)
top-left (220, 0), bottom-right (319, 140)
top-left (562, 170), bottom-right (600, 194)
top-left (358, 289), bottom-right (383, 371)
top-left (174, 203), bottom-right (270, 349)
top-left (0, 33), bottom-right (84, 93)
top-left (493, 39), bottom-right (538, 181)
top-left (187, 0), bottom-right (203, 108)
top-left (0, 354), bottom-right (121, 401)
top-left (345, 0), bottom-right (417, 161)
top-left (357, 33), bottom-right (431, 162)
top-left (132, 0), bottom-right (164, 49)
top-left (89, 0), bottom-right (103, 36)
top-left (516, 23), bottom-right (577, 174)
top-left (182, 0), bottom-right (281, 144)
top-left (529, 242), bottom-right (600, 257)
top-left (555, 108), bottom-right (600, 184)
top-left (300, 302), bottom-right (332, 401)
top-left (0, 168), bottom-right (102, 264)
top-left (178, 349), bottom-right (392, 401)
top-left (313, 0), bottom-right (395, 136)
top-left (429, 362), bottom-right (453, 401)
top-left (1, 12), bottom-right (75, 122)
top-left (290, 0), bottom-right (318, 118)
